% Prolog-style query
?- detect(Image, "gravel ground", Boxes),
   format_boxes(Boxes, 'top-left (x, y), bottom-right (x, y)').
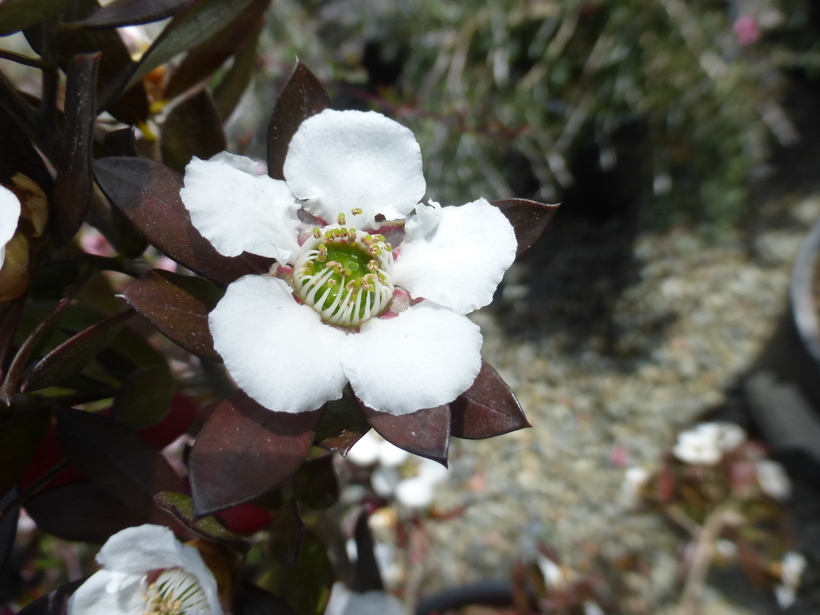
top-left (412, 193), bottom-right (820, 613)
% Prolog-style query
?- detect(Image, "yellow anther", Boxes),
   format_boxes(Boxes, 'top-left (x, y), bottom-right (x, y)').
top-left (337, 213), bottom-right (346, 225)
top-left (312, 227), bottom-right (322, 238)
top-left (351, 207), bottom-right (363, 215)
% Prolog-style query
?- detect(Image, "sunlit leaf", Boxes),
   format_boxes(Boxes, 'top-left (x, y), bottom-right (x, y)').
top-left (356, 400), bottom-right (451, 465)
top-left (267, 62), bottom-right (330, 180)
top-left (52, 52), bottom-right (99, 247)
top-left (161, 88), bottom-right (226, 174)
top-left (189, 391), bottom-right (322, 516)
top-left (119, 269), bottom-right (222, 360)
top-left (154, 491), bottom-right (248, 549)
top-left (450, 360), bottom-right (530, 439)
top-left (491, 198), bottom-right (560, 257)
top-left (94, 157), bottom-right (274, 285)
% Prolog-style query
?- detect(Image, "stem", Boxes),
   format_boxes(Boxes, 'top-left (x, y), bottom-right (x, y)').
top-left (0, 458), bottom-right (70, 523)
top-left (51, 250), bottom-right (150, 278)
top-left (37, 20), bottom-right (60, 131)
top-left (0, 49), bottom-right (48, 70)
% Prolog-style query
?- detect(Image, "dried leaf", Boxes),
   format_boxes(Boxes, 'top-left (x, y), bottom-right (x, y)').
top-left (267, 62), bottom-right (330, 180)
top-left (94, 157), bottom-right (274, 285)
top-left (491, 198), bottom-right (560, 257)
top-left (52, 52), bottom-right (99, 247)
top-left (161, 88), bottom-right (226, 173)
top-left (450, 361), bottom-right (530, 439)
top-left (357, 401), bottom-right (450, 466)
top-left (189, 391), bottom-right (322, 516)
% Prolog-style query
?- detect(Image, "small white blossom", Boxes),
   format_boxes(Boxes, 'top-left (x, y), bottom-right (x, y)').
top-left (324, 583), bottom-right (403, 615)
top-left (775, 551), bottom-right (806, 609)
top-left (672, 422), bottom-right (746, 465)
top-left (180, 110), bottom-right (517, 416)
top-left (67, 525), bottom-right (222, 615)
top-left (347, 431), bottom-right (409, 468)
top-left (0, 186), bottom-right (21, 270)
top-left (755, 459), bottom-right (792, 501)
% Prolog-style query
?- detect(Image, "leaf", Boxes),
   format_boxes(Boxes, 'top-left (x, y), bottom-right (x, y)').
top-left (0, 106), bottom-right (53, 193)
top-left (154, 491), bottom-right (249, 550)
top-left (491, 198), bottom-right (560, 257)
top-left (126, 0), bottom-right (256, 90)
top-left (93, 156), bottom-right (274, 285)
top-left (267, 62), bottom-right (330, 180)
top-left (292, 455), bottom-right (338, 510)
top-left (352, 511), bottom-right (383, 592)
top-left (139, 391), bottom-right (199, 449)
top-left (313, 388), bottom-right (370, 456)
top-left (0, 488), bottom-right (18, 573)
top-left (189, 391), bottom-right (322, 516)
top-left (450, 360), bottom-right (531, 439)
top-left (161, 88), bottom-right (226, 174)
top-left (70, 0), bottom-right (195, 28)
top-left (119, 269), bottom-right (222, 360)
top-left (102, 126), bottom-right (138, 157)
top-left (213, 501), bottom-right (272, 535)
top-left (25, 481), bottom-right (147, 543)
top-left (212, 17), bottom-right (263, 121)
top-left (0, 298), bottom-right (25, 384)
top-left (0, 407), bottom-right (52, 496)
top-left (356, 401), bottom-right (451, 465)
top-left (267, 499), bottom-right (305, 567)
top-left (21, 309), bottom-right (136, 392)
top-left (51, 52), bottom-right (100, 247)
top-left (55, 406), bottom-right (181, 520)
top-left (112, 364), bottom-right (174, 429)
top-left (163, 0), bottom-right (269, 102)
top-left (233, 582), bottom-right (300, 615)
top-left (0, 0), bottom-right (73, 36)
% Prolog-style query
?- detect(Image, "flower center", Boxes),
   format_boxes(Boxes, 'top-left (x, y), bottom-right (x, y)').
top-left (293, 224), bottom-right (394, 326)
top-left (142, 568), bottom-right (210, 615)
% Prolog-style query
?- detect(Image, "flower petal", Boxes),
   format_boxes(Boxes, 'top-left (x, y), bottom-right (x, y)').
top-left (283, 110), bottom-right (425, 226)
top-left (344, 302), bottom-right (482, 415)
top-left (393, 198), bottom-right (517, 314)
top-left (93, 525), bottom-right (222, 615)
top-left (0, 186), bottom-right (21, 269)
top-left (181, 152), bottom-right (301, 262)
top-left (210, 275), bottom-right (348, 413)
top-left (67, 570), bottom-right (145, 615)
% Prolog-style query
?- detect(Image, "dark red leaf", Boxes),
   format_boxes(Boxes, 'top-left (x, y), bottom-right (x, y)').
top-left (55, 406), bottom-right (181, 520)
top-left (214, 501), bottom-right (272, 535)
top-left (0, 106), bottom-right (53, 193)
top-left (450, 360), bottom-right (530, 439)
top-left (102, 126), bottom-right (138, 157)
top-left (161, 88), bottom-right (226, 174)
top-left (0, 407), bottom-right (52, 497)
top-left (154, 491), bottom-right (249, 550)
top-left (0, 0), bottom-right (73, 36)
top-left (139, 392), bottom-right (199, 449)
top-left (71, 0), bottom-right (195, 28)
top-left (103, 128), bottom-right (150, 257)
top-left (313, 388), bottom-right (370, 456)
top-left (212, 18), bottom-right (263, 121)
top-left (267, 62), bottom-right (330, 180)
top-left (119, 269), bottom-right (221, 360)
top-left (112, 364), bottom-right (174, 429)
top-left (94, 157), bottom-right (274, 285)
top-left (0, 298), bottom-right (25, 383)
top-left (352, 511), bottom-right (383, 592)
top-left (491, 198), bottom-right (560, 257)
top-left (51, 52), bottom-right (99, 247)
top-left (0, 488), bottom-right (18, 573)
top-left (163, 0), bottom-right (269, 102)
top-left (292, 455), bottom-right (338, 510)
top-left (356, 400), bottom-right (451, 465)
top-left (21, 309), bottom-right (136, 393)
top-left (189, 391), bottom-right (322, 516)
top-left (233, 582), bottom-right (300, 615)
top-left (25, 481), bottom-right (148, 543)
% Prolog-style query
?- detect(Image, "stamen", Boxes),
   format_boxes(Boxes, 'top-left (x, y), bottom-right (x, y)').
top-left (351, 207), bottom-right (363, 216)
top-left (142, 567), bottom-right (211, 615)
top-left (337, 213), bottom-right (346, 225)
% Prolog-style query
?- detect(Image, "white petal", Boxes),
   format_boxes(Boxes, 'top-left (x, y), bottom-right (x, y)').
top-left (393, 198), bottom-right (516, 314)
top-left (210, 275), bottom-right (348, 413)
top-left (344, 302), bottom-right (482, 415)
top-left (0, 186), bottom-right (21, 269)
top-left (283, 110), bottom-right (425, 226)
top-left (67, 570), bottom-right (144, 615)
top-left (181, 152), bottom-right (301, 262)
top-left (404, 200), bottom-right (441, 242)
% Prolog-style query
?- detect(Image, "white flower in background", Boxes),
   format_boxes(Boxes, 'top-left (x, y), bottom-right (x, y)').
top-left (755, 458), bottom-right (792, 501)
top-left (774, 550), bottom-right (806, 609)
top-left (619, 466), bottom-right (649, 508)
top-left (67, 525), bottom-right (222, 615)
top-left (672, 422), bottom-right (747, 465)
top-left (347, 431), bottom-right (410, 468)
top-left (0, 186), bottom-right (21, 270)
top-left (324, 583), bottom-right (404, 615)
top-left (181, 109), bottom-right (516, 416)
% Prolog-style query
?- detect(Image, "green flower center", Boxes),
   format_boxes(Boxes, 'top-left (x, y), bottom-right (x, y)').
top-left (293, 225), bottom-right (394, 326)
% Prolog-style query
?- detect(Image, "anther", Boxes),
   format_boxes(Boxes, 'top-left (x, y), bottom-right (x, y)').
top-left (351, 207), bottom-right (363, 215)
top-left (337, 213), bottom-right (346, 225)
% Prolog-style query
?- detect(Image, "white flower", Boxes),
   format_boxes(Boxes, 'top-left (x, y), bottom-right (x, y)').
top-left (672, 422), bottom-right (746, 466)
top-left (755, 458), bottom-right (792, 501)
top-left (775, 551), bottom-right (807, 609)
top-left (324, 583), bottom-right (404, 615)
top-left (67, 525), bottom-right (222, 615)
top-left (347, 431), bottom-right (410, 467)
top-left (0, 185), bottom-right (21, 270)
top-left (180, 109), bottom-right (516, 416)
